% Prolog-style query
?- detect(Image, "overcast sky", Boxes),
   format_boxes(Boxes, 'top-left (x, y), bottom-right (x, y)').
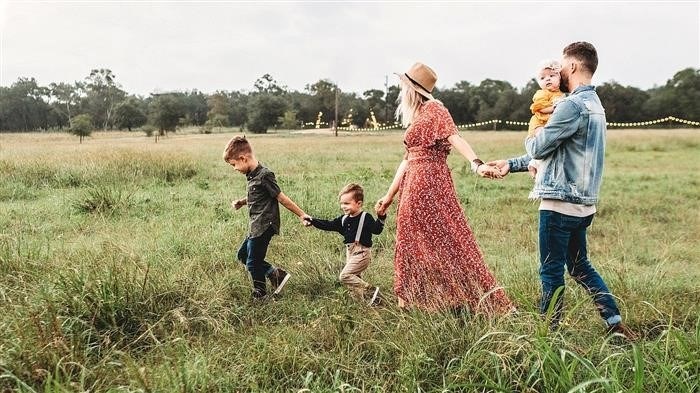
top-left (1, 1), bottom-right (698, 96)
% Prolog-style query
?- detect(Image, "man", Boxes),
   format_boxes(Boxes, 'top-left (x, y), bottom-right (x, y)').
top-left (490, 42), bottom-right (634, 338)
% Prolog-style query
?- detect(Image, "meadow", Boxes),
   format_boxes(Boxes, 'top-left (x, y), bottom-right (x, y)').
top-left (0, 129), bottom-right (698, 392)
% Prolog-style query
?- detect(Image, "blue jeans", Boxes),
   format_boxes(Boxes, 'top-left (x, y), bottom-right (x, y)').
top-left (237, 226), bottom-right (276, 295)
top-left (539, 210), bottom-right (621, 326)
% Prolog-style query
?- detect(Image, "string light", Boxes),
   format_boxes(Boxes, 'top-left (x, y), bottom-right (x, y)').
top-left (336, 115), bottom-right (699, 131)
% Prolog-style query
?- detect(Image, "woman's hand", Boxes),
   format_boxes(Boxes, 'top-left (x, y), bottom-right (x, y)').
top-left (477, 164), bottom-right (503, 179)
top-left (375, 195), bottom-right (393, 216)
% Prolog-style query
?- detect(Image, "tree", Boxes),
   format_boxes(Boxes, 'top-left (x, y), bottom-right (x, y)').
top-left (182, 90), bottom-right (209, 126)
top-left (597, 82), bottom-right (649, 122)
top-left (84, 68), bottom-right (126, 130)
top-left (148, 93), bottom-right (186, 135)
top-left (246, 94), bottom-right (287, 133)
top-left (363, 89), bottom-right (386, 122)
top-left (48, 81), bottom-right (83, 128)
top-left (279, 110), bottom-right (299, 129)
top-left (435, 81), bottom-right (479, 126)
top-left (254, 74), bottom-right (286, 95)
top-left (385, 85), bottom-right (400, 125)
top-left (306, 79), bottom-right (338, 120)
top-left (68, 114), bottom-right (93, 143)
top-left (228, 91), bottom-right (248, 127)
top-left (473, 79), bottom-right (517, 123)
top-left (288, 91), bottom-right (317, 127)
top-left (115, 96), bottom-right (148, 131)
top-left (206, 92), bottom-right (231, 129)
top-left (644, 68), bottom-right (700, 122)
top-left (0, 77), bottom-right (51, 131)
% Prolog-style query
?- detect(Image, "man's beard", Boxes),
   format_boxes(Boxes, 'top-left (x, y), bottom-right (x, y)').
top-left (559, 72), bottom-right (570, 93)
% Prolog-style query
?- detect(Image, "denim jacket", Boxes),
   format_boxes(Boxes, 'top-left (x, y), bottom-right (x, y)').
top-left (508, 85), bottom-right (606, 205)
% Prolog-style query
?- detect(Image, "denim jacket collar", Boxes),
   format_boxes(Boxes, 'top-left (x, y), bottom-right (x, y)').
top-left (570, 85), bottom-right (595, 95)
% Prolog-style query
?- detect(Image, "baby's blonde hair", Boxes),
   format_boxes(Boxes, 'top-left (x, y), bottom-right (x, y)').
top-left (537, 59), bottom-right (562, 76)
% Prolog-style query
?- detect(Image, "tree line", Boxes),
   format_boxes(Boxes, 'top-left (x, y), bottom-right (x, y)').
top-left (1, 67), bottom-right (698, 136)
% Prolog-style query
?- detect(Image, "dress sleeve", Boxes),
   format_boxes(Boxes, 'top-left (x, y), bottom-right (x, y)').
top-left (426, 101), bottom-right (458, 144)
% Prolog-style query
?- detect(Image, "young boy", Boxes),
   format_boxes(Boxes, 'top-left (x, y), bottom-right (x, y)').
top-left (224, 136), bottom-right (308, 299)
top-left (304, 183), bottom-right (386, 305)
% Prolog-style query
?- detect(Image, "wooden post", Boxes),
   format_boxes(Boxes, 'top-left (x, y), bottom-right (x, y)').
top-left (334, 87), bottom-right (339, 137)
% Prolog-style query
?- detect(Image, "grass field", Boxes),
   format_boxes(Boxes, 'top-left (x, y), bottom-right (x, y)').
top-left (0, 129), bottom-right (698, 392)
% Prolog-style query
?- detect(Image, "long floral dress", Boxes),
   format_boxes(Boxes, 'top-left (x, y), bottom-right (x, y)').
top-left (393, 100), bottom-right (513, 313)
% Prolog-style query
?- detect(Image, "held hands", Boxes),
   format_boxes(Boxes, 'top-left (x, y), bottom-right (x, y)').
top-left (301, 214), bottom-right (313, 227)
top-left (374, 195), bottom-right (393, 217)
top-left (476, 164), bottom-right (503, 179)
top-left (485, 160), bottom-right (510, 177)
top-left (232, 199), bottom-right (246, 210)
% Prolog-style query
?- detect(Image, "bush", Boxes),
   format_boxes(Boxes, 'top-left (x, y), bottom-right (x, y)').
top-left (73, 186), bottom-right (131, 215)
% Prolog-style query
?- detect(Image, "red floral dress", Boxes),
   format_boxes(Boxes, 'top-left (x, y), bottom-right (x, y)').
top-left (393, 101), bottom-right (513, 313)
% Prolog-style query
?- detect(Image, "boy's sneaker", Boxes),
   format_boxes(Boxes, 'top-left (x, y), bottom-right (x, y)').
top-left (251, 289), bottom-right (267, 301)
top-left (368, 286), bottom-right (381, 306)
top-left (607, 322), bottom-right (638, 341)
top-left (269, 268), bottom-right (291, 295)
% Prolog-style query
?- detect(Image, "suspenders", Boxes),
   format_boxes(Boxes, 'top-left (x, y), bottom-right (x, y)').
top-left (342, 211), bottom-right (366, 244)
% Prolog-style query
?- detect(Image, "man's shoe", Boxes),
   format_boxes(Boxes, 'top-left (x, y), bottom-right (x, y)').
top-left (607, 322), bottom-right (638, 341)
top-left (368, 286), bottom-right (381, 306)
top-left (269, 268), bottom-right (291, 295)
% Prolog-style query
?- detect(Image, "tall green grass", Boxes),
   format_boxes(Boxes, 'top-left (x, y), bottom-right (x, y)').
top-left (0, 130), bottom-right (698, 391)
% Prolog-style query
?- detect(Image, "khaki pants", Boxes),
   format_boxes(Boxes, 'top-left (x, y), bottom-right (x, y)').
top-left (340, 243), bottom-right (372, 299)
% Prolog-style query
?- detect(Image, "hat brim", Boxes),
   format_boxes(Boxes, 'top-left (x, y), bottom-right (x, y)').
top-left (395, 72), bottom-right (434, 101)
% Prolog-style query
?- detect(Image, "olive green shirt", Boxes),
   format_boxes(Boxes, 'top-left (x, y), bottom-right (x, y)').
top-left (246, 164), bottom-right (281, 238)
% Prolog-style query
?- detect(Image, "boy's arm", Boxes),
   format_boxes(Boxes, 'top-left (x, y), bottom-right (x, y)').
top-left (232, 198), bottom-right (247, 210)
top-left (370, 213), bottom-right (386, 234)
top-left (307, 216), bottom-right (343, 232)
top-left (276, 191), bottom-right (306, 219)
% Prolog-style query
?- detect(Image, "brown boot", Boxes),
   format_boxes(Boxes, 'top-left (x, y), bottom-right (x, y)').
top-left (607, 322), bottom-right (639, 341)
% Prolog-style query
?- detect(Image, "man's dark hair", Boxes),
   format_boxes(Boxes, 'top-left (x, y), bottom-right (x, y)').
top-left (563, 41), bottom-right (598, 75)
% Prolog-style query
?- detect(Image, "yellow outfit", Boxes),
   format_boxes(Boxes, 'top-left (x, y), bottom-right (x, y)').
top-left (527, 89), bottom-right (565, 137)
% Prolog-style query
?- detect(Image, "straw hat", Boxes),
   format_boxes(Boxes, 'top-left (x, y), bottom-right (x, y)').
top-left (397, 62), bottom-right (437, 100)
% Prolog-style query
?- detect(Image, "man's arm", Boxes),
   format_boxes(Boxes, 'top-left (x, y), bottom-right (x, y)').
top-left (526, 100), bottom-right (581, 160)
top-left (507, 154), bottom-right (532, 173)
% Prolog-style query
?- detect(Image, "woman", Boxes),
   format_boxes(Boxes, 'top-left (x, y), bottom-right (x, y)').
top-left (375, 62), bottom-right (513, 313)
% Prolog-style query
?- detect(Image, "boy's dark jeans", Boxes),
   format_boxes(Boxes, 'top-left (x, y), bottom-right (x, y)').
top-left (237, 226), bottom-right (276, 295)
top-left (538, 210), bottom-right (621, 326)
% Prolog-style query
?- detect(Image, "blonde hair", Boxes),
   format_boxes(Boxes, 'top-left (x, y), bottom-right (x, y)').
top-left (536, 59), bottom-right (562, 76)
top-left (339, 183), bottom-right (364, 202)
top-left (223, 135), bottom-right (252, 162)
top-left (395, 79), bottom-right (428, 127)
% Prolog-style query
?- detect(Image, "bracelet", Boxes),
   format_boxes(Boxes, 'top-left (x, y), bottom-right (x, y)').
top-left (470, 158), bottom-right (485, 173)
